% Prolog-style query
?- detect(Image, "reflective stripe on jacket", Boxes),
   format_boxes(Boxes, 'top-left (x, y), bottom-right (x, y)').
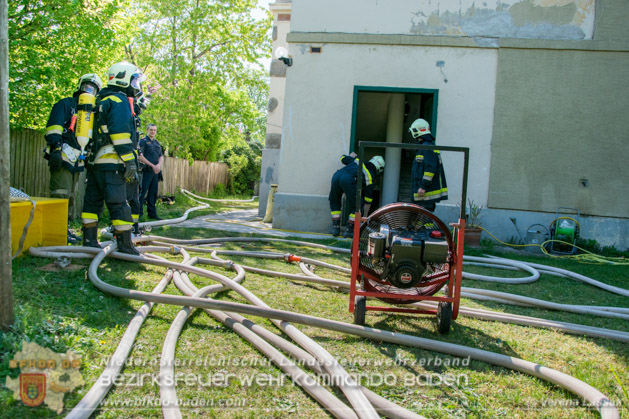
top-left (90, 88), bottom-right (136, 171)
top-left (411, 135), bottom-right (448, 204)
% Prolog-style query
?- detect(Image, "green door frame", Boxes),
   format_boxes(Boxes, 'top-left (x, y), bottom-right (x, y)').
top-left (349, 86), bottom-right (439, 152)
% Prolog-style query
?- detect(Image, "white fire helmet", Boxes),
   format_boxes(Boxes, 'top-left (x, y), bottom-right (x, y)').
top-left (77, 73), bottom-right (102, 95)
top-left (107, 61), bottom-right (146, 97)
top-left (409, 118), bottom-right (431, 138)
top-left (370, 155), bottom-right (385, 173)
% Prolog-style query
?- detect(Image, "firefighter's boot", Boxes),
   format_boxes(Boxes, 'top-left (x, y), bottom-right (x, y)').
top-left (343, 222), bottom-right (354, 239)
top-left (332, 219), bottom-right (341, 237)
top-left (82, 225), bottom-right (102, 249)
top-left (116, 230), bottom-right (140, 255)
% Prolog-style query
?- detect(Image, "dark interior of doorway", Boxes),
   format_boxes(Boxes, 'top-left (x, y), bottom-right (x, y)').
top-left (352, 90), bottom-right (436, 208)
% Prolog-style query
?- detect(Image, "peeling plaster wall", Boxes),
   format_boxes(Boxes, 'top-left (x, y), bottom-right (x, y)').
top-left (291, 0), bottom-right (595, 40)
top-left (273, 42), bottom-right (497, 231)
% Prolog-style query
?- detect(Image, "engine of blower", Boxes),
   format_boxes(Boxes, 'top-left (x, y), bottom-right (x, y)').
top-left (366, 224), bottom-right (449, 288)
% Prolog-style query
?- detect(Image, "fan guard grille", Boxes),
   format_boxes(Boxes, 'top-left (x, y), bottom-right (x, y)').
top-left (356, 203), bottom-right (454, 304)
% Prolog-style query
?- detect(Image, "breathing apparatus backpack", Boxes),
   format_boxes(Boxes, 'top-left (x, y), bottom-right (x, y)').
top-left (75, 91), bottom-right (97, 157)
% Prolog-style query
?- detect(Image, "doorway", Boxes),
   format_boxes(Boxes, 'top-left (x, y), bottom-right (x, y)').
top-left (350, 86), bottom-right (438, 205)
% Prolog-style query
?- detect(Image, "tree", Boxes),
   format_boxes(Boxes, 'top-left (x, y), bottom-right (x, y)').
top-left (8, 0), bottom-right (136, 129)
top-left (129, 0), bottom-right (271, 165)
top-left (1, 0), bottom-right (13, 330)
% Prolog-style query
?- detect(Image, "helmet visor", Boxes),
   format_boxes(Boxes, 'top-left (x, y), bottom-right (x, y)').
top-left (130, 72), bottom-right (147, 97)
top-left (80, 82), bottom-right (99, 95)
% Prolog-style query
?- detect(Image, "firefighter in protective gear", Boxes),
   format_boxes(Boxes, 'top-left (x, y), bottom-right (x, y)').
top-left (329, 153), bottom-right (385, 239)
top-left (81, 62), bottom-right (146, 254)
top-left (45, 73), bottom-right (102, 243)
top-left (126, 96), bottom-right (144, 235)
top-left (409, 118), bottom-right (448, 212)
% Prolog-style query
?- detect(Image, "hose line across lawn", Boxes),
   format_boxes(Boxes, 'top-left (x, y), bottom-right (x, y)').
top-left (26, 194), bottom-right (628, 418)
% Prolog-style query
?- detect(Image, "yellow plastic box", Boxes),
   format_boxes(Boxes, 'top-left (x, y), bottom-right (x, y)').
top-left (10, 197), bottom-right (68, 256)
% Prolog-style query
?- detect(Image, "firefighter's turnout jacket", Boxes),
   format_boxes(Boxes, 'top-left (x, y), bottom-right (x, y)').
top-left (90, 87), bottom-right (138, 171)
top-left (81, 86), bottom-right (137, 233)
top-left (329, 154), bottom-right (379, 223)
top-left (411, 133), bottom-right (448, 205)
top-left (44, 94), bottom-right (84, 173)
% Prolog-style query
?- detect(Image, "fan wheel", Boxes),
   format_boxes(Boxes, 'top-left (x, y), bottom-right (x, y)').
top-left (355, 203), bottom-right (454, 304)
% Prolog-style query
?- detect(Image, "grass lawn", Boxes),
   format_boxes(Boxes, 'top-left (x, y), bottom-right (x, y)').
top-left (2, 194), bottom-right (628, 418)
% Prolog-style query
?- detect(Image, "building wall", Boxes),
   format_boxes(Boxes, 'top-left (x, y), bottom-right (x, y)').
top-left (268, 0), bottom-right (629, 248)
top-left (291, 0), bottom-right (596, 40)
top-left (489, 42), bottom-right (629, 218)
top-left (274, 37), bottom-right (498, 231)
top-left (258, 1), bottom-right (292, 216)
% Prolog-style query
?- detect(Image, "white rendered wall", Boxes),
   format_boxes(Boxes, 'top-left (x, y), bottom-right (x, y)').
top-left (276, 42), bottom-right (497, 208)
top-left (291, 0), bottom-right (596, 40)
top-left (267, 2), bottom-right (292, 137)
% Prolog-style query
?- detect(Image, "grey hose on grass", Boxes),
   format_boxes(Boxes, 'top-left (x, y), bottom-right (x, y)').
top-left (181, 188), bottom-right (258, 203)
top-left (295, 260), bottom-right (629, 342)
top-left (34, 244), bottom-right (626, 345)
top-left (80, 244), bottom-right (378, 417)
top-left (163, 263), bottom-right (363, 419)
top-left (173, 254), bottom-right (425, 419)
top-left (28, 220), bottom-right (626, 419)
top-left (66, 258), bottom-right (174, 418)
top-left (461, 255), bottom-right (540, 283)
top-left (65, 243), bottom-right (618, 419)
top-left (410, 301), bottom-right (629, 342)
top-left (486, 255), bottom-right (629, 297)
top-left (461, 288), bottom-right (629, 320)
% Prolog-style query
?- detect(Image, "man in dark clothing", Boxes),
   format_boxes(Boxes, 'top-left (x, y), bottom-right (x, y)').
top-left (138, 123), bottom-right (164, 220)
top-left (409, 118), bottom-right (448, 212)
top-left (80, 61), bottom-right (146, 255)
top-left (329, 153), bottom-right (385, 239)
top-left (44, 73), bottom-right (102, 243)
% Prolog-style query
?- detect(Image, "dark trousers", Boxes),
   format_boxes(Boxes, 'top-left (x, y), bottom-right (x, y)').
top-left (82, 168), bottom-right (133, 232)
top-left (126, 178), bottom-right (140, 223)
top-left (49, 167), bottom-right (79, 221)
top-left (329, 171), bottom-right (359, 221)
top-left (139, 170), bottom-right (159, 218)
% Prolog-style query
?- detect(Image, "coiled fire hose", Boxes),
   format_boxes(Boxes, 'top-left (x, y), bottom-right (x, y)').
top-left (26, 192), bottom-right (627, 419)
top-left (28, 240), bottom-right (624, 419)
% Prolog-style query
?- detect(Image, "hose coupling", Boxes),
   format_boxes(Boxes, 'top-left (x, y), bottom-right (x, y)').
top-left (284, 254), bottom-right (301, 263)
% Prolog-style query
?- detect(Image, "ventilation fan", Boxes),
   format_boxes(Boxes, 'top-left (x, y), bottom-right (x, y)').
top-left (349, 203), bottom-right (463, 333)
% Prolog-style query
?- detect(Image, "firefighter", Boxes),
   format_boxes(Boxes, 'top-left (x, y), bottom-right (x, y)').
top-left (329, 153), bottom-right (385, 239)
top-left (80, 61), bottom-right (146, 255)
top-left (409, 118), bottom-right (448, 212)
top-left (127, 96), bottom-right (145, 235)
top-left (44, 73), bottom-right (102, 243)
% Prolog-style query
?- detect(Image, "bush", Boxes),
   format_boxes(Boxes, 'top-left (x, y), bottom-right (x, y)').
top-left (221, 141), bottom-right (262, 195)
top-left (210, 183), bottom-right (227, 199)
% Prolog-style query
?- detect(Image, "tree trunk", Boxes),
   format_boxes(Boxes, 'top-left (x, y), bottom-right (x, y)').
top-left (0, 0), bottom-right (14, 330)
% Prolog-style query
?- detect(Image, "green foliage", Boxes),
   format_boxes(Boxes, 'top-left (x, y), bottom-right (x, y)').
top-left (575, 238), bottom-right (629, 258)
top-left (8, 0), bottom-right (137, 129)
top-left (210, 183), bottom-right (227, 198)
top-left (9, 0), bottom-right (272, 169)
top-left (220, 140), bottom-right (262, 195)
top-left (129, 0), bottom-right (272, 161)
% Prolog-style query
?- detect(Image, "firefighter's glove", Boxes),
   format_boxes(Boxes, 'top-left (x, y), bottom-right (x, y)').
top-left (49, 148), bottom-right (63, 172)
top-left (124, 161), bottom-right (138, 183)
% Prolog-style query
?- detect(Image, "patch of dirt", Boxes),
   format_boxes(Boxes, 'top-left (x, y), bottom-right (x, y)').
top-left (38, 263), bottom-right (85, 272)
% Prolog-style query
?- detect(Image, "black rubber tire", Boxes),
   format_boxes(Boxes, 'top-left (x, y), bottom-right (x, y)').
top-left (437, 301), bottom-right (452, 334)
top-left (353, 296), bottom-right (366, 326)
